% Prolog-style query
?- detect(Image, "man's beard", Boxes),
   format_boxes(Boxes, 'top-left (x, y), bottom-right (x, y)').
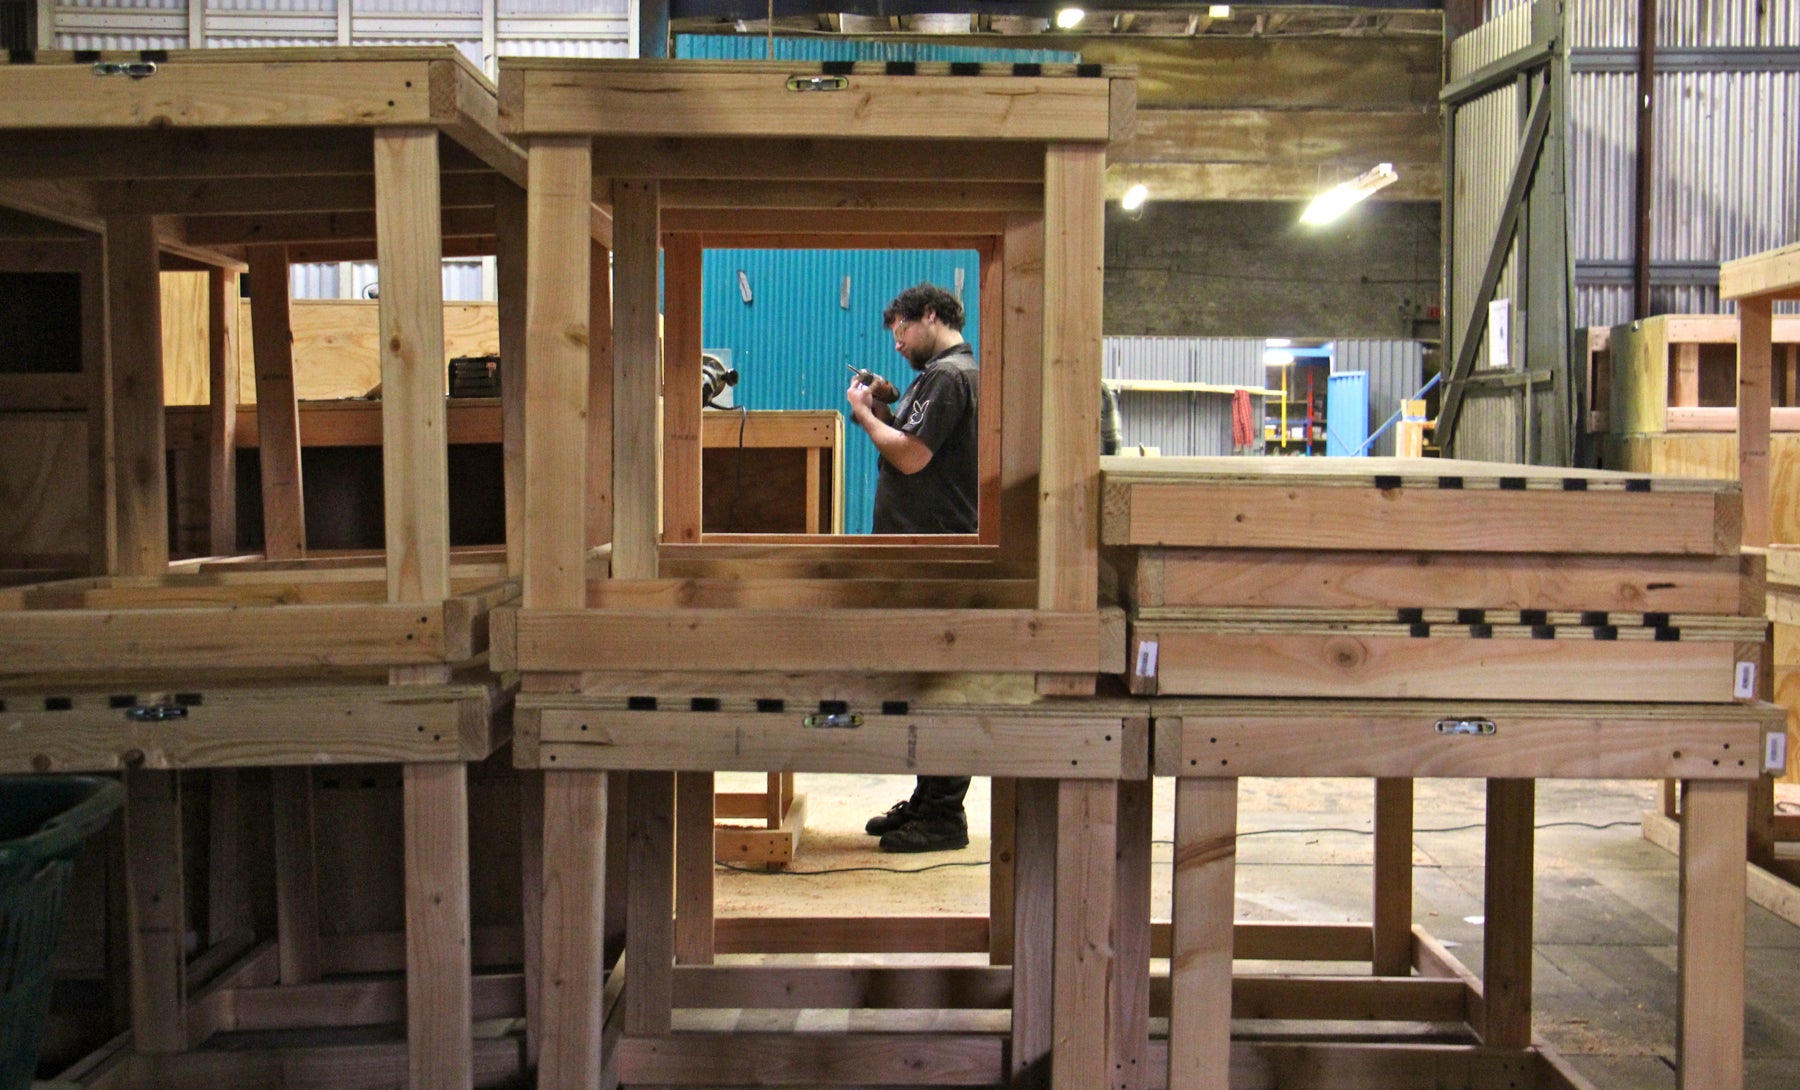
top-left (905, 345), bottom-right (932, 369)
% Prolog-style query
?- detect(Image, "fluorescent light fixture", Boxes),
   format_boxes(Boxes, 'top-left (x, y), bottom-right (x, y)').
top-left (1055, 7), bottom-right (1084, 28)
top-left (1300, 162), bottom-right (1399, 226)
top-left (1264, 349), bottom-right (1295, 366)
top-left (1208, 4), bottom-right (1231, 16)
top-left (1264, 337), bottom-right (1292, 348)
top-left (1121, 183), bottom-right (1148, 211)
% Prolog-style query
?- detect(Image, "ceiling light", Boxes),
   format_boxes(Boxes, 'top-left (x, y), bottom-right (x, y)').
top-left (1264, 338), bottom-right (1292, 348)
top-left (1264, 349), bottom-right (1295, 367)
top-left (1300, 163), bottom-right (1398, 226)
top-left (1121, 183), bottom-right (1148, 211)
top-left (1055, 8), bottom-right (1085, 29)
top-left (1208, 4), bottom-right (1231, 16)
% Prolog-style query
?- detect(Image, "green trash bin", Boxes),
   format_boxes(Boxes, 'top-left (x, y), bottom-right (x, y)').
top-left (0, 776), bottom-right (124, 1090)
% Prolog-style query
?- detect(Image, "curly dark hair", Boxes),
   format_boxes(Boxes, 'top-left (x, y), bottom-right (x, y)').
top-left (883, 282), bottom-right (964, 331)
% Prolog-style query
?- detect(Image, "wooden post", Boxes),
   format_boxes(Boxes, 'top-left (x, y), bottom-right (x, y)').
top-left (1037, 146), bottom-right (1104, 694)
top-left (123, 769), bottom-right (185, 1053)
top-left (989, 777), bottom-right (1017, 965)
top-left (206, 266), bottom-right (239, 555)
top-left (662, 233), bottom-right (703, 543)
top-left (1481, 778), bottom-right (1535, 1048)
top-left (245, 243), bottom-right (304, 560)
top-left (611, 180), bottom-right (661, 581)
top-left (523, 137), bottom-right (592, 609)
top-left (1010, 778), bottom-right (1057, 1088)
top-left (1678, 779), bottom-right (1747, 1090)
top-left (271, 767), bottom-right (322, 984)
top-left (83, 238), bottom-right (115, 574)
top-left (375, 126), bottom-right (450, 605)
top-left (104, 215), bottom-right (168, 576)
top-left (1672, 341), bottom-right (1701, 408)
top-left (1000, 213), bottom-right (1044, 577)
top-left (586, 240), bottom-right (614, 553)
top-left (518, 770), bottom-right (544, 1069)
top-left (1168, 777), bottom-right (1235, 1090)
top-left (625, 770), bottom-right (675, 1035)
top-left (977, 238), bottom-right (1003, 542)
top-left (1112, 776), bottom-right (1152, 1090)
top-left (205, 770), bottom-right (246, 947)
top-left (1372, 778), bottom-right (1415, 976)
top-left (1738, 296), bottom-right (1772, 550)
top-left (540, 770), bottom-right (607, 1090)
top-left (404, 762), bottom-right (472, 1090)
top-left (674, 770), bottom-right (715, 965)
top-left (605, 770), bottom-right (630, 968)
top-left (495, 179), bottom-right (527, 578)
top-left (1053, 778), bottom-right (1116, 1090)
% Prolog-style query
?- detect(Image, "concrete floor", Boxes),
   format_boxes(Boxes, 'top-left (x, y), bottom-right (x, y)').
top-left (713, 773), bottom-right (1800, 1090)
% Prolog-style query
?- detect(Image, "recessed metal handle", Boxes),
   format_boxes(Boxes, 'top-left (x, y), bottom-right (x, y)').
top-left (803, 712), bottom-right (862, 729)
top-left (93, 61), bottom-right (157, 79)
top-left (126, 703), bottom-right (187, 722)
top-left (1435, 718), bottom-right (1496, 736)
top-left (787, 75), bottom-right (848, 92)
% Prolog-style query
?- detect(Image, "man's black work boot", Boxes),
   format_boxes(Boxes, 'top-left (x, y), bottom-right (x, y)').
top-left (878, 812), bottom-right (970, 853)
top-left (864, 797), bottom-right (917, 836)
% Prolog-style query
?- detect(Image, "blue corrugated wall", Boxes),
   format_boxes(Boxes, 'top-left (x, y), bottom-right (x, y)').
top-left (700, 249), bottom-right (980, 536)
top-left (676, 33), bottom-right (1070, 534)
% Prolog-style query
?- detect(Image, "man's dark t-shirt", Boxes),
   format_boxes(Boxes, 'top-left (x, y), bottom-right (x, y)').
top-left (872, 343), bottom-right (978, 534)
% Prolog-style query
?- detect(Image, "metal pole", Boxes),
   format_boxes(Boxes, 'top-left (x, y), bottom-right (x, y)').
top-left (1633, 0), bottom-right (1656, 318)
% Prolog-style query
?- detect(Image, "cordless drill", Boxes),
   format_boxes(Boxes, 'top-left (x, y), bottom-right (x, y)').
top-left (846, 365), bottom-right (900, 404)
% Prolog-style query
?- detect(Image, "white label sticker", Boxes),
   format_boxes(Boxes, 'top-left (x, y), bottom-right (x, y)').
top-left (1735, 661), bottom-right (1758, 699)
top-left (1134, 639), bottom-right (1159, 679)
top-left (1767, 731), bottom-right (1789, 774)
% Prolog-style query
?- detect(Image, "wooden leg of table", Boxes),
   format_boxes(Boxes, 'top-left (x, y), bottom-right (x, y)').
top-left (124, 769), bottom-right (186, 1054)
top-left (518, 770), bottom-right (545, 1070)
top-left (1113, 777), bottom-right (1152, 1090)
top-left (1168, 778), bottom-right (1235, 1090)
top-left (1481, 778), bottom-right (1535, 1049)
top-left (604, 771), bottom-right (629, 969)
top-left (271, 767), bottom-right (321, 984)
top-left (1678, 779), bottom-right (1747, 1090)
top-left (1053, 779), bottom-right (1117, 1090)
top-left (990, 777), bottom-right (1017, 966)
top-left (1011, 778), bottom-right (1056, 1089)
top-left (404, 762), bottom-right (472, 1090)
top-left (540, 770), bottom-right (607, 1090)
top-left (206, 769), bottom-right (246, 948)
top-left (1661, 778), bottom-right (1680, 821)
top-left (674, 771), bottom-right (715, 965)
top-left (625, 771), bottom-right (675, 1035)
top-left (1373, 778), bottom-right (1414, 977)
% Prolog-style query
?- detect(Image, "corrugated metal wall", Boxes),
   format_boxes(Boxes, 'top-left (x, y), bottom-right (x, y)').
top-left (1103, 337), bottom-right (1262, 457)
top-left (1335, 339), bottom-right (1426, 457)
top-left (700, 248), bottom-right (981, 536)
top-left (1449, 4), bottom-right (1533, 462)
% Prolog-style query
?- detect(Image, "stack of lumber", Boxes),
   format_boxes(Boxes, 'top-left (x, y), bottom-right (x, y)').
top-left (1103, 455), bottom-right (1760, 701)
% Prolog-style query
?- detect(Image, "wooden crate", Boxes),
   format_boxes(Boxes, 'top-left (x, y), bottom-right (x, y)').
top-left (1586, 313), bottom-right (1800, 435)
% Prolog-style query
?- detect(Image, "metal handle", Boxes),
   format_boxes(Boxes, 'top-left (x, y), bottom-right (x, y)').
top-left (93, 61), bottom-right (157, 79)
top-left (126, 704), bottom-right (187, 722)
top-left (1434, 718), bottom-right (1495, 736)
top-left (787, 75), bottom-right (848, 92)
top-left (803, 712), bottom-right (862, 729)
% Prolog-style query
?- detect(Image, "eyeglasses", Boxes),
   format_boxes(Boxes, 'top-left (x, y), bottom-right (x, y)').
top-left (891, 318), bottom-right (919, 336)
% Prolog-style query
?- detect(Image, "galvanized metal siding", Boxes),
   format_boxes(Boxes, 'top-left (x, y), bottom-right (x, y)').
top-left (1570, 0), bottom-right (1800, 48)
top-left (1104, 337), bottom-right (1262, 457)
top-left (1335, 339), bottom-right (1425, 457)
top-left (1450, 5), bottom-right (1533, 462)
top-left (675, 33), bottom-right (1078, 64)
top-left (700, 248), bottom-right (981, 537)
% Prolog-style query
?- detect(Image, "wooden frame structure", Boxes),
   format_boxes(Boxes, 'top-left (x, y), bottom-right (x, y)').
top-left (1104, 455), bottom-right (1783, 1090)
top-left (495, 57), bottom-right (1136, 1089)
top-left (0, 48), bottom-right (544, 1090)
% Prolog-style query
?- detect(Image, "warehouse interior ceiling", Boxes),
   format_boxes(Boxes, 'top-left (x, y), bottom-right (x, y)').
top-left (669, 1), bottom-right (1443, 39)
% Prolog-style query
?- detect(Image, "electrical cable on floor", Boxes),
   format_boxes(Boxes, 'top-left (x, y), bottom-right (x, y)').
top-left (717, 859), bottom-right (990, 876)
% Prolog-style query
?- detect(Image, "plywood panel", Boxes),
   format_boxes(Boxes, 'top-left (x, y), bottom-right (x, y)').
top-left (0, 413), bottom-right (88, 562)
top-left (233, 300), bottom-right (502, 404)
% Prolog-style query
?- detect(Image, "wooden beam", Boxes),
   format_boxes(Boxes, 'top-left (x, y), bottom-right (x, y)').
top-left (653, 179), bottom-right (1041, 212)
top-left (1168, 777), bottom-right (1234, 1090)
top-left (625, 771), bottom-right (675, 1035)
top-left (105, 215), bottom-right (169, 576)
top-left (539, 770), bottom-right (608, 1090)
top-left (1000, 212), bottom-right (1044, 576)
top-left (1678, 779), bottom-right (1747, 1090)
top-left (1480, 779), bottom-right (1533, 1048)
top-left (495, 179), bottom-right (527, 578)
top-left (404, 762), bottom-right (472, 1090)
top-left (587, 239), bottom-right (614, 552)
top-left (246, 243), bottom-right (305, 558)
top-left (1102, 160), bottom-right (1442, 203)
top-left (124, 769), bottom-right (186, 1053)
top-left (1114, 775), bottom-right (1152, 1090)
top-left (592, 136), bottom-right (1045, 182)
top-left (1125, 108), bottom-right (1440, 167)
top-left (1012, 778), bottom-right (1056, 1084)
top-left (1372, 778), bottom-right (1414, 977)
top-left (206, 267), bottom-right (240, 555)
top-left (662, 207), bottom-right (1009, 235)
top-left (501, 64), bottom-right (1113, 143)
top-left (662, 233), bottom-right (704, 544)
top-left (1053, 778), bottom-right (1116, 1090)
top-left (375, 126), bottom-right (451, 605)
top-left (271, 768), bottom-right (322, 984)
top-left (614, 1033), bottom-right (1005, 1085)
top-left (611, 178), bottom-right (660, 581)
top-left (517, 771), bottom-right (543, 1069)
top-left (182, 207), bottom-right (497, 247)
top-left (1739, 296), bottom-right (1773, 549)
top-left (521, 138), bottom-right (591, 610)
top-left (1720, 241), bottom-right (1800, 301)
top-left (674, 770), bottom-right (715, 964)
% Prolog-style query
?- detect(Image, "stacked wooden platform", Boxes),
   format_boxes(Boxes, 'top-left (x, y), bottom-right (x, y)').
top-left (0, 47), bottom-right (535, 1089)
top-left (1103, 455), bottom-right (1782, 1090)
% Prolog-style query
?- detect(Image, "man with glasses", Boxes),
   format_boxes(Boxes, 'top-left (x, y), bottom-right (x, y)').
top-left (845, 281), bottom-right (979, 852)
